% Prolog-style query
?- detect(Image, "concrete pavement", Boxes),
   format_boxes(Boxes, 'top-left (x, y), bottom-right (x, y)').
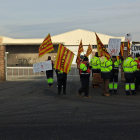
top-left (0, 76), bottom-right (140, 140)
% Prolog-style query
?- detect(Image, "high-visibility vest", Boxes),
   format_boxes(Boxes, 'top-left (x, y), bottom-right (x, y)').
top-left (100, 57), bottom-right (112, 79)
top-left (79, 62), bottom-right (90, 78)
top-left (90, 56), bottom-right (101, 73)
top-left (134, 58), bottom-right (140, 70)
top-left (123, 57), bottom-right (137, 79)
top-left (110, 59), bottom-right (122, 74)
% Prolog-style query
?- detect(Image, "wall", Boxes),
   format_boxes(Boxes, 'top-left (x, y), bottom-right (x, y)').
top-left (6, 44), bottom-right (58, 66)
top-left (0, 45), bottom-right (5, 81)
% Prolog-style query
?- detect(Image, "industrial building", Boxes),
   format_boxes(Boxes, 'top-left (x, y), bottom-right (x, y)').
top-left (0, 29), bottom-right (125, 66)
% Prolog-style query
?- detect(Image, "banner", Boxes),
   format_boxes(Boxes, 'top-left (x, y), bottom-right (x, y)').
top-left (33, 60), bottom-right (52, 73)
top-left (131, 44), bottom-right (140, 58)
top-left (54, 44), bottom-right (74, 74)
top-left (39, 33), bottom-right (54, 57)
top-left (86, 44), bottom-right (92, 57)
top-left (108, 38), bottom-right (121, 56)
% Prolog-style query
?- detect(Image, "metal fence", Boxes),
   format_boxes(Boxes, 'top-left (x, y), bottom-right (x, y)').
top-left (7, 67), bottom-right (79, 77)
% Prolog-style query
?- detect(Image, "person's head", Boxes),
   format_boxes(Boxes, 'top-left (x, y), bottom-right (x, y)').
top-left (48, 56), bottom-right (51, 60)
top-left (112, 56), bottom-right (116, 62)
top-left (95, 52), bottom-right (98, 57)
top-left (83, 56), bottom-right (89, 63)
top-left (136, 53), bottom-right (140, 60)
top-left (128, 54), bottom-right (133, 59)
top-left (80, 55), bottom-right (84, 61)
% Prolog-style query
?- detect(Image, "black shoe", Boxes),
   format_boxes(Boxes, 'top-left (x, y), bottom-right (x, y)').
top-left (63, 92), bottom-right (66, 95)
top-left (126, 94), bottom-right (130, 95)
top-left (58, 92), bottom-right (60, 95)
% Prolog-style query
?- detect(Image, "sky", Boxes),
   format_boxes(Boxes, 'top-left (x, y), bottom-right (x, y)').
top-left (0, 0), bottom-right (140, 41)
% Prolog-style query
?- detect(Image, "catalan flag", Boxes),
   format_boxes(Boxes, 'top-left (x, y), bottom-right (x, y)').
top-left (95, 32), bottom-right (110, 60)
top-left (76, 40), bottom-right (84, 66)
top-left (54, 44), bottom-right (74, 74)
top-left (128, 40), bottom-right (130, 54)
top-left (39, 33), bottom-right (54, 57)
top-left (120, 42), bottom-right (124, 56)
top-left (86, 44), bottom-right (92, 57)
top-left (116, 56), bottom-right (120, 60)
top-left (78, 40), bottom-right (84, 54)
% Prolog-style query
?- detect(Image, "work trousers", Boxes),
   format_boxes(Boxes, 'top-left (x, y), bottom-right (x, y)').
top-left (78, 78), bottom-right (89, 96)
top-left (125, 79), bottom-right (135, 95)
top-left (109, 73), bottom-right (118, 93)
top-left (58, 78), bottom-right (67, 94)
top-left (46, 70), bottom-right (53, 86)
top-left (102, 79), bottom-right (110, 95)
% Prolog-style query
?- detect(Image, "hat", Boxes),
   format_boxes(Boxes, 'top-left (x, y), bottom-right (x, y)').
top-left (112, 56), bottom-right (116, 58)
top-left (83, 56), bottom-right (88, 61)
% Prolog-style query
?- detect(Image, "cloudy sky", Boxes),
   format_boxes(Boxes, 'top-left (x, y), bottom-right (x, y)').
top-left (0, 0), bottom-right (140, 41)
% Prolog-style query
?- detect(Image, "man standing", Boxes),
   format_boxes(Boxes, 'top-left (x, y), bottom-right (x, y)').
top-left (100, 56), bottom-right (112, 96)
top-left (78, 56), bottom-right (92, 98)
top-left (123, 54), bottom-right (137, 95)
top-left (109, 56), bottom-right (123, 94)
top-left (46, 56), bottom-right (54, 87)
top-left (57, 70), bottom-right (67, 95)
top-left (57, 68), bottom-right (71, 95)
top-left (90, 52), bottom-right (101, 88)
top-left (134, 54), bottom-right (140, 91)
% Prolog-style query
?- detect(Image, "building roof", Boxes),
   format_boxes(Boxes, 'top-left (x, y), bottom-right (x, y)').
top-left (0, 29), bottom-right (125, 45)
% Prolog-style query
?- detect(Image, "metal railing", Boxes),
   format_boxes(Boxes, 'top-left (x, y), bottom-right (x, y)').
top-left (7, 67), bottom-right (79, 77)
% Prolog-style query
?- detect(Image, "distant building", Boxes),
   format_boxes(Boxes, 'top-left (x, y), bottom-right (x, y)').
top-left (0, 29), bottom-right (125, 66)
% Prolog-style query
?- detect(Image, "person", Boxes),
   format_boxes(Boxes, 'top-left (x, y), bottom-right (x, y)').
top-left (77, 55), bottom-right (84, 81)
top-left (123, 54), bottom-right (137, 95)
top-left (100, 56), bottom-right (112, 96)
top-left (46, 56), bottom-right (54, 87)
top-left (134, 53), bottom-right (140, 91)
top-left (78, 56), bottom-right (92, 98)
top-left (90, 52), bottom-right (101, 88)
top-left (109, 55), bottom-right (123, 94)
top-left (57, 68), bottom-right (71, 95)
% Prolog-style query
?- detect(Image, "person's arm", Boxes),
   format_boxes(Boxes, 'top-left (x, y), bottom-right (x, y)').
top-left (80, 63), bottom-right (87, 71)
top-left (106, 61), bottom-right (112, 71)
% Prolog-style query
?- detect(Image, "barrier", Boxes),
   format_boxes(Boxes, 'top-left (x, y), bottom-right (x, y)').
top-left (7, 67), bottom-right (79, 77)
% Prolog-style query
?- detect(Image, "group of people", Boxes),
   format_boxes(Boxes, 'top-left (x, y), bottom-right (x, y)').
top-left (45, 52), bottom-right (140, 97)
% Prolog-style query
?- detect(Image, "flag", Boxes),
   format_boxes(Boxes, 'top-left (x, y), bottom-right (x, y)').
top-left (76, 40), bottom-right (84, 66)
top-left (128, 40), bottom-right (130, 54)
top-left (120, 42), bottom-right (124, 56)
top-left (116, 56), bottom-right (120, 60)
top-left (78, 40), bottom-right (84, 54)
top-left (95, 32), bottom-right (110, 60)
top-left (54, 44), bottom-right (74, 74)
top-left (86, 44), bottom-right (92, 57)
top-left (39, 33), bottom-right (54, 57)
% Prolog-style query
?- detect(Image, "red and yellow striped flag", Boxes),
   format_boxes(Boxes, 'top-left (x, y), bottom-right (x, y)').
top-left (86, 44), bottom-right (92, 57)
top-left (54, 44), bottom-right (74, 74)
top-left (39, 33), bottom-right (54, 57)
top-left (76, 40), bottom-right (84, 66)
top-left (78, 40), bottom-right (84, 54)
top-left (120, 42), bottom-right (124, 56)
top-left (128, 40), bottom-right (130, 54)
top-left (95, 32), bottom-right (110, 60)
